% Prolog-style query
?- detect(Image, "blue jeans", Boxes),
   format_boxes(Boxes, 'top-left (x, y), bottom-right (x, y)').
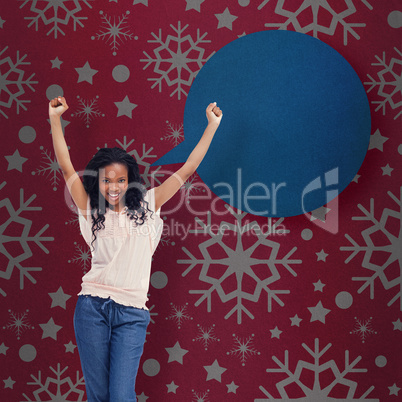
top-left (74, 295), bottom-right (150, 402)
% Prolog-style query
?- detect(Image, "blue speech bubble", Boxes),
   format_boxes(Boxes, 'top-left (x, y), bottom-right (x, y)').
top-left (152, 30), bottom-right (371, 217)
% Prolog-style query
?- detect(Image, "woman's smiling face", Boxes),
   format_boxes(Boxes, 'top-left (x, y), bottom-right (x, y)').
top-left (98, 163), bottom-right (129, 212)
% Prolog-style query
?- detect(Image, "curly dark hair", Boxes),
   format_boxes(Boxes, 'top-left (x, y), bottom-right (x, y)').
top-left (82, 147), bottom-right (153, 250)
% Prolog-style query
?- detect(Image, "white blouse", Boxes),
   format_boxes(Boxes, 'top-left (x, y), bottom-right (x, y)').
top-left (77, 187), bottom-right (163, 309)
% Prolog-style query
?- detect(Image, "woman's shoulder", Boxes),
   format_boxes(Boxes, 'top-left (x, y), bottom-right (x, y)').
top-left (145, 187), bottom-right (155, 196)
top-left (143, 187), bottom-right (156, 203)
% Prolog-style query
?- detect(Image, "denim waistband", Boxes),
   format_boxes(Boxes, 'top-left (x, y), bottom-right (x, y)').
top-left (79, 294), bottom-right (148, 310)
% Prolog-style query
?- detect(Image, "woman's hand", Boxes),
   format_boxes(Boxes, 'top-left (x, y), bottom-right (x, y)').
top-left (206, 102), bottom-right (223, 126)
top-left (49, 96), bottom-right (69, 118)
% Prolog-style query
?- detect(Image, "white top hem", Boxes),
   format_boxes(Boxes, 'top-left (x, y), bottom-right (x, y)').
top-left (78, 283), bottom-right (149, 310)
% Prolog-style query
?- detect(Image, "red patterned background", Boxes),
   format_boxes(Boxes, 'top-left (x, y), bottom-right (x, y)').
top-left (1, 0), bottom-right (401, 401)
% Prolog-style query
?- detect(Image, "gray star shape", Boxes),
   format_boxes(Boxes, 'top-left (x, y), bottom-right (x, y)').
top-left (39, 317), bottom-right (62, 340)
top-left (3, 377), bottom-right (15, 389)
top-left (308, 301), bottom-right (330, 323)
top-left (381, 163), bottom-right (393, 176)
top-left (270, 326), bottom-right (282, 339)
top-left (290, 314), bottom-right (302, 327)
top-left (352, 174), bottom-right (360, 183)
top-left (51, 57), bottom-right (63, 69)
top-left (226, 381), bottom-right (239, 393)
top-left (0, 342), bottom-right (9, 355)
top-left (137, 392), bottom-right (149, 401)
top-left (115, 96), bottom-right (137, 118)
top-left (389, 383), bottom-right (400, 396)
top-left (369, 129), bottom-right (388, 151)
top-left (64, 341), bottom-right (77, 353)
top-left (133, 0), bottom-right (148, 5)
top-left (316, 249), bottom-right (328, 262)
top-left (313, 279), bottom-right (325, 292)
top-left (5, 149), bottom-right (28, 172)
top-left (392, 318), bottom-right (402, 331)
top-left (185, 0), bottom-right (205, 12)
top-left (215, 7), bottom-right (238, 30)
top-left (49, 286), bottom-right (71, 309)
top-left (0, 16), bottom-right (5, 29)
top-left (310, 206), bottom-right (331, 222)
top-left (75, 61), bottom-right (98, 84)
top-left (165, 341), bottom-right (188, 364)
top-left (166, 381), bottom-right (179, 393)
top-left (204, 359), bottom-right (227, 382)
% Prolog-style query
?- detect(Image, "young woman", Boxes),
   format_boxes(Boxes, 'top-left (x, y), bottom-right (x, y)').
top-left (49, 96), bottom-right (222, 401)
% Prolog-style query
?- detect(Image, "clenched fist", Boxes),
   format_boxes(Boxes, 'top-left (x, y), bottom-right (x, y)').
top-left (49, 97), bottom-right (69, 118)
top-left (206, 102), bottom-right (223, 126)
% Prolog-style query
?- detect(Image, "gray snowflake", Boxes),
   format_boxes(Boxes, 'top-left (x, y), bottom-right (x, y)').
top-left (145, 303), bottom-right (157, 339)
top-left (0, 47), bottom-right (38, 118)
top-left (259, 0), bottom-right (372, 45)
top-left (158, 233), bottom-right (174, 247)
top-left (364, 47), bottom-right (402, 119)
top-left (65, 212), bottom-right (80, 228)
top-left (19, 0), bottom-right (92, 38)
top-left (68, 242), bottom-right (91, 273)
top-left (91, 10), bottom-right (135, 56)
top-left (3, 309), bottom-right (34, 340)
top-left (350, 317), bottom-right (377, 343)
top-left (141, 21), bottom-right (215, 99)
top-left (148, 303), bottom-right (157, 324)
top-left (178, 205), bottom-right (300, 324)
top-left (166, 303), bottom-right (192, 329)
top-left (257, 338), bottom-right (379, 400)
top-left (192, 390), bottom-right (209, 402)
top-left (163, 121), bottom-right (184, 146)
top-left (32, 146), bottom-right (62, 191)
top-left (193, 324), bottom-right (220, 350)
top-left (21, 364), bottom-right (85, 401)
top-left (227, 333), bottom-right (260, 366)
top-left (341, 186), bottom-right (402, 311)
top-left (71, 95), bottom-right (104, 128)
top-left (0, 181), bottom-right (54, 297)
top-left (181, 174), bottom-right (203, 197)
top-left (152, 233), bottom-right (175, 255)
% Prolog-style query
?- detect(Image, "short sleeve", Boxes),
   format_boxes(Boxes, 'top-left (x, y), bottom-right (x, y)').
top-left (146, 187), bottom-right (161, 216)
top-left (78, 196), bottom-right (92, 246)
top-left (144, 188), bottom-right (163, 253)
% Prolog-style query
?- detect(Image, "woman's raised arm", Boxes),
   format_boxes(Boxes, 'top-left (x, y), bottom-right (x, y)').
top-left (49, 97), bottom-right (89, 218)
top-left (154, 102), bottom-right (222, 212)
